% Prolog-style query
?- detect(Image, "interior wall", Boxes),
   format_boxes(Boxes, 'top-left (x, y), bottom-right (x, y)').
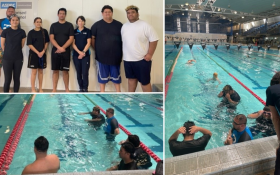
top-left (0, 0), bottom-right (163, 92)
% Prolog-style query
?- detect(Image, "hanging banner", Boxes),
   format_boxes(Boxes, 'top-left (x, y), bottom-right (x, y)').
top-left (174, 41), bottom-right (181, 49)
top-left (267, 45), bottom-right (270, 51)
top-left (188, 43), bottom-right (193, 50)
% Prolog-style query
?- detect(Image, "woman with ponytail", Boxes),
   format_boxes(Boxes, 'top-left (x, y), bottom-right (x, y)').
top-left (27, 17), bottom-right (49, 92)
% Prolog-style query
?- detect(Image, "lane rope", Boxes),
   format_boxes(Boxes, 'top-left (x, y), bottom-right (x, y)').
top-left (197, 47), bottom-right (266, 106)
top-left (0, 95), bottom-right (35, 174)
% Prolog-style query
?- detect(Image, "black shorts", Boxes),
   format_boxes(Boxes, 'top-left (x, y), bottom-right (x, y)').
top-left (124, 59), bottom-right (152, 85)
top-left (51, 49), bottom-right (70, 71)
top-left (27, 52), bottom-right (46, 69)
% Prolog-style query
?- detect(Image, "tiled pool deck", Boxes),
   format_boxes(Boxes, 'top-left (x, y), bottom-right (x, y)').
top-left (166, 135), bottom-right (278, 175)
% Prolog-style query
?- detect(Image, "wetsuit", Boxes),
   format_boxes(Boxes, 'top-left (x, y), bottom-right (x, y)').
top-left (250, 115), bottom-right (275, 137)
top-left (134, 147), bottom-right (152, 169)
top-left (169, 134), bottom-right (211, 157)
top-left (118, 160), bottom-right (138, 170)
top-left (266, 84), bottom-right (280, 115)
top-left (103, 116), bottom-right (118, 141)
top-left (231, 127), bottom-right (253, 144)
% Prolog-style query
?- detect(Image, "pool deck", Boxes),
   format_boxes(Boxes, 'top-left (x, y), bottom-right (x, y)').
top-left (24, 170), bottom-right (154, 175)
top-left (165, 135), bottom-right (278, 175)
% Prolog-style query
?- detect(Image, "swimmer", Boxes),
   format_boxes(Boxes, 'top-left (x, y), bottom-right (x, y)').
top-left (22, 136), bottom-right (60, 174)
top-left (246, 55), bottom-right (256, 59)
top-left (186, 59), bottom-right (196, 64)
top-left (206, 72), bottom-right (221, 87)
top-left (79, 106), bottom-right (105, 128)
top-left (217, 85), bottom-right (240, 113)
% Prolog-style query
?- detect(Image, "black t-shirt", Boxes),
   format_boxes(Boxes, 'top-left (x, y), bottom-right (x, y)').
top-left (1, 27), bottom-right (26, 61)
top-left (73, 27), bottom-right (91, 57)
top-left (169, 134), bottom-right (211, 157)
top-left (50, 21), bottom-right (74, 51)
top-left (134, 147), bottom-right (152, 169)
top-left (89, 113), bottom-right (105, 127)
top-left (91, 19), bottom-right (122, 65)
top-left (118, 160), bottom-right (138, 170)
top-left (223, 90), bottom-right (240, 102)
top-left (27, 29), bottom-right (49, 54)
top-left (256, 115), bottom-right (274, 133)
top-left (266, 84), bottom-right (280, 113)
top-left (110, 118), bottom-right (118, 134)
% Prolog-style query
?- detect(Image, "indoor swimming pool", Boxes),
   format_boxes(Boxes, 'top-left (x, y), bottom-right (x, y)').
top-left (165, 44), bottom-right (278, 158)
top-left (0, 94), bottom-right (163, 174)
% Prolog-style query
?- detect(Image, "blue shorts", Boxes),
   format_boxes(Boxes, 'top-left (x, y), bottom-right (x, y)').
top-left (97, 61), bottom-right (121, 84)
top-left (124, 59), bottom-right (151, 85)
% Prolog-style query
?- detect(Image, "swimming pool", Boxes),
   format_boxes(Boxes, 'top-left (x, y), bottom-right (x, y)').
top-left (165, 44), bottom-right (276, 158)
top-left (0, 95), bottom-right (30, 153)
top-left (4, 94), bottom-right (163, 174)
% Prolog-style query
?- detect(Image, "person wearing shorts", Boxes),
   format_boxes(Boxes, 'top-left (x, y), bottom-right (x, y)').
top-left (91, 5), bottom-right (122, 92)
top-left (0, 6), bottom-right (18, 78)
top-left (121, 5), bottom-right (159, 92)
top-left (1, 14), bottom-right (26, 93)
top-left (27, 17), bottom-right (49, 93)
top-left (49, 8), bottom-right (74, 92)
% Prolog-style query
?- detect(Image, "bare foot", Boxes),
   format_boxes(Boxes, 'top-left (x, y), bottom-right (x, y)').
top-left (31, 89), bottom-right (37, 93)
top-left (39, 89), bottom-right (44, 93)
top-left (52, 90), bottom-right (57, 93)
top-left (65, 89), bottom-right (70, 93)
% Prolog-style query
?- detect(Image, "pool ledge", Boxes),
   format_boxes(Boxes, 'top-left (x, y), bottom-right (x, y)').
top-left (25, 170), bottom-right (154, 175)
top-left (165, 135), bottom-right (278, 175)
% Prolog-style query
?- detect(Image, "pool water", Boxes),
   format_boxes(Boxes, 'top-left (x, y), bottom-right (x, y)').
top-left (0, 95), bottom-right (30, 152)
top-left (7, 94), bottom-right (163, 174)
top-left (165, 45), bottom-right (180, 76)
top-left (165, 44), bottom-right (276, 158)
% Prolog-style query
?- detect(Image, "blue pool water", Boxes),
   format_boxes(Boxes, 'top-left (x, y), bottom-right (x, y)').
top-left (0, 95), bottom-right (30, 152)
top-left (165, 44), bottom-right (277, 158)
top-left (6, 94), bottom-right (163, 174)
top-left (165, 45), bottom-right (180, 76)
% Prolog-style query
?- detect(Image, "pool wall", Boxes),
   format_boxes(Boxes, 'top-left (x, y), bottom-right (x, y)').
top-left (165, 135), bottom-right (277, 174)
top-left (23, 170), bottom-right (154, 175)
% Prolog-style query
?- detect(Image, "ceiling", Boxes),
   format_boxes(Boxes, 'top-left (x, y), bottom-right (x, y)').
top-left (165, 0), bottom-right (280, 24)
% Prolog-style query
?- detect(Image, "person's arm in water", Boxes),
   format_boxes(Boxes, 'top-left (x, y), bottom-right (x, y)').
top-left (217, 91), bottom-right (224, 98)
top-left (78, 112), bottom-right (91, 115)
top-left (270, 106), bottom-right (280, 141)
top-left (84, 118), bottom-right (102, 122)
top-left (224, 129), bottom-right (233, 145)
top-left (114, 128), bottom-right (120, 135)
top-left (168, 127), bottom-right (186, 142)
top-left (189, 126), bottom-right (212, 136)
top-left (106, 164), bottom-right (118, 171)
top-left (247, 110), bottom-right (263, 119)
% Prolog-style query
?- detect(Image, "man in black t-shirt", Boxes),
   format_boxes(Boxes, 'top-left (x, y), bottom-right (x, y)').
top-left (217, 85), bottom-right (240, 112)
top-left (79, 106), bottom-right (105, 128)
top-left (49, 8), bottom-right (74, 92)
top-left (168, 121), bottom-right (212, 157)
top-left (91, 5), bottom-right (123, 92)
top-left (126, 135), bottom-right (152, 169)
top-left (106, 142), bottom-right (138, 171)
top-left (248, 106), bottom-right (275, 137)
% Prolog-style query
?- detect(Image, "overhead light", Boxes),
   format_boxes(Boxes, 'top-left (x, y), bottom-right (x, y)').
top-left (242, 16), bottom-right (244, 18)
top-left (234, 11), bottom-right (237, 14)
top-left (189, 13), bottom-right (192, 16)
top-left (218, 8), bottom-right (220, 11)
top-left (253, 18), bottom-right (255, 20)
top-left (185, 3), bottom-right (189, 5)
top-left (167, 11), bottom-right (169, 14)
top-left (181, 4), bottom-right (184, 7)
top-left (223, 17), bottom-right (226, 19)
top-left (182, 12), bottom-right (184, 15)
top-left (272, 2), bottom-right (276, 7)
top-left (236, 33), bottom-right (238, 35)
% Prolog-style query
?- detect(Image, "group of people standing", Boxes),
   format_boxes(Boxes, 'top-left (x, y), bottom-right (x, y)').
top-left (0, 5), bottom-right (159, 93)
